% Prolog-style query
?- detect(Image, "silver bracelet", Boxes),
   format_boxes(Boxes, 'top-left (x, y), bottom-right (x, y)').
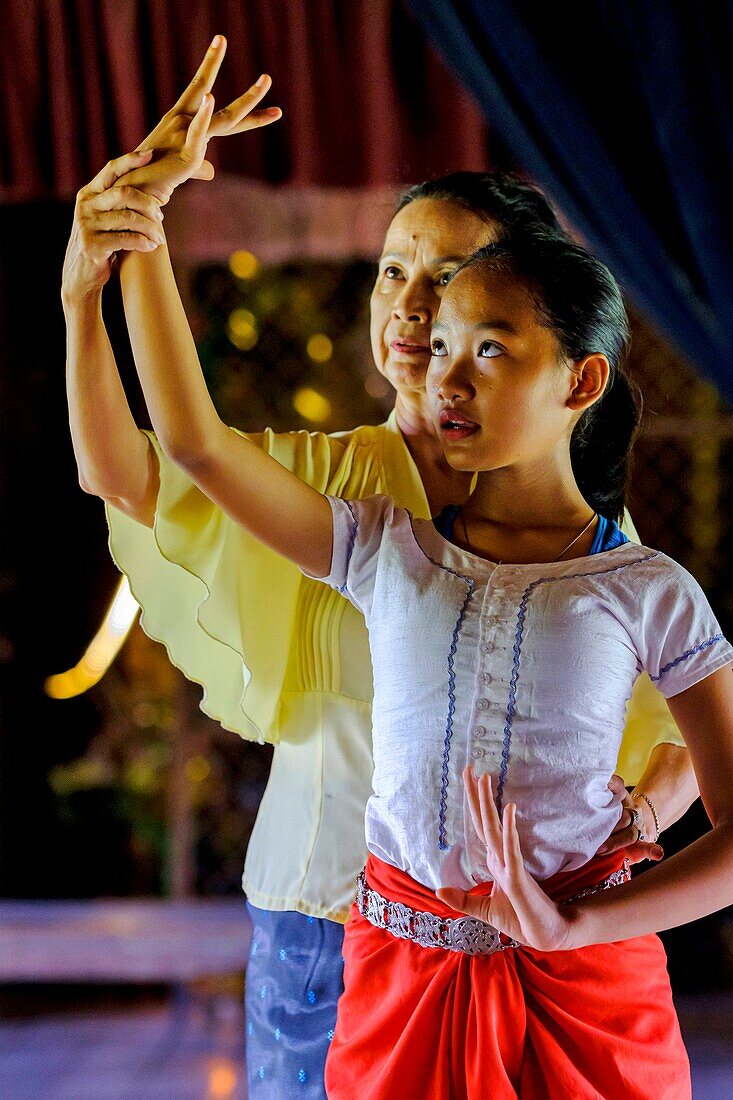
top-left (633, 792), bottom-right (661, 842)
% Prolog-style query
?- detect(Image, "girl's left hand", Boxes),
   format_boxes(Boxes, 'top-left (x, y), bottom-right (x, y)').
top-left (119, 36), bottom-right (281, 206)
top-left (436, 768), bottom-right (579, 952)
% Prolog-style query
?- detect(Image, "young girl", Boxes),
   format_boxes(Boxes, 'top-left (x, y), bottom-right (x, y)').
top-left (63, 53), bottom-right (697, 1096)
top-left (107, 210), bottom-right (733, 1094)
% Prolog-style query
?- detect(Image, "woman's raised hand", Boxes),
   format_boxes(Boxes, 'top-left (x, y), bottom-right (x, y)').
top-left (62, 150), bottom-right (166, 303)
top-left (436, 768), bottom-right (578, 951)
top-left (119, 36), bottom-right (282, 206)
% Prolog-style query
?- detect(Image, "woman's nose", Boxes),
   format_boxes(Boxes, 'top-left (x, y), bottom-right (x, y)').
top-left (392, 280), bottom-right (433, 324)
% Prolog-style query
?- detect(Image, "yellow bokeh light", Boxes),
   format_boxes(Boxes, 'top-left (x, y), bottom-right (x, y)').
top-left (185, 755), bottom-right (211, 783)
top-left (228, 251), bottom-right (259, 279)
top-left (293, 388), bottom-right (332, 423)
top-left (125, 758), bottom-right (157, 794)
top-left (227, 308), bottom-right (258, 351)
top-left (45, 577), bottom-right (139, 699)
top-left (307, 333), bottom-right (333, 363)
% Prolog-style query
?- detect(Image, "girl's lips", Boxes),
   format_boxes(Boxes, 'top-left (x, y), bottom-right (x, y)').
top-left (438, 409), bottom-right (480, 441)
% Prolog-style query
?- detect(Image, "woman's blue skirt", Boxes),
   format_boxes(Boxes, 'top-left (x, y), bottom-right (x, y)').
top-left (245, 902), bottom-right (345, 1098)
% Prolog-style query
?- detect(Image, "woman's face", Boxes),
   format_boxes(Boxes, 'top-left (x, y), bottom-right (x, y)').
top-left (370, 198), bottom-right (498, 394)
top-left (427, 264), bottom-right (581, 474)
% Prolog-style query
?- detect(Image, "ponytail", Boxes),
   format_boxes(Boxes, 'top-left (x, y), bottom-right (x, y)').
top-left (570, 369), bottom-right (642, 522)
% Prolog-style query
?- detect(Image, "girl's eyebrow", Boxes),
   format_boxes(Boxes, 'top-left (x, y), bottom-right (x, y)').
top-left (474, 319), bottom-right (518, 335)
top-left (432, 318), bottom-right (518, 335)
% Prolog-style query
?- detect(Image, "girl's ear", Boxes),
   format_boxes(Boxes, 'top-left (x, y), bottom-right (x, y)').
top-left (566, 353), bottom-right (609, 413)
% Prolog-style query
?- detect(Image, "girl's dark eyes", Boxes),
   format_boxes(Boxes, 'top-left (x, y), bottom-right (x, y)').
top-left (431, 339), bottom-right (503, 358)
top-left (436, 271), bottom-right (453, 287)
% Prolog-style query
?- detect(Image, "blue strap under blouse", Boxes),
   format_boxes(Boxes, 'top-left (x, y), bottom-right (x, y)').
top-left (433, 506), bottom-right (629, 556)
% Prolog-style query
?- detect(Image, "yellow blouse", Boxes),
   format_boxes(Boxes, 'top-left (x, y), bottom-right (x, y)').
top-left (107, 411), bottom-right (682, 922)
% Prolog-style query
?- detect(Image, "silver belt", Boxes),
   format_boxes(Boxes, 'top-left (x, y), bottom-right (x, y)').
top-left (356, 863), bottom-right (630, 957)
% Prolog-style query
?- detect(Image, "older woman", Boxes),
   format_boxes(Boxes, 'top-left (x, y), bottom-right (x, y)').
top-left (62, 39), bottom-right (697, 1099)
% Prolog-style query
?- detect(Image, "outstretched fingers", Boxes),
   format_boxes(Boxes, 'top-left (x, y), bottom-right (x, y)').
top-left (184, 92), bottom-right (217, 162)
top-left (500, 803), bottom-right (542, 917)
top-left (464, 765), bottom-right (486, 843)
top-left (173, 35), bottom-right (227, 114)
top-left (478, 773), bottom-right (505, 862)
top-left (209, 73), bottom-right (282, 136)
top-left (464, 768), bottom-right (505, 875)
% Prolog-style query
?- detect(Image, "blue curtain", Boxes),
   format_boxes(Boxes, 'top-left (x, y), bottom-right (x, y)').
top-left (410, 0), bottom-right (733, 400)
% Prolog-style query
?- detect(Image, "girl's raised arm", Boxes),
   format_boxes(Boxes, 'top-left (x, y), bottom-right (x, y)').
top-left (119, 228), bottom-right (333, 578)
top-left (63, 36), bottom-right (279, 527)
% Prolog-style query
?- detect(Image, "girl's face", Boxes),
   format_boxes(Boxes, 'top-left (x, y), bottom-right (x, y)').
top-left (370, 199), bottom-right (497, 394)
top-left (427, 264), bottom-right (587, 474)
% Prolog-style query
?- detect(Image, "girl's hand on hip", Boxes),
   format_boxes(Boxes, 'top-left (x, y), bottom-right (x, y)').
top-left (62, 150), bottom-right (165, 304)
top-left (595, 773), bottom-right (664, 864)
top-left (436, 768), bottom-right (578, 952)
top-left (119, 36), bottom-right (282, 206)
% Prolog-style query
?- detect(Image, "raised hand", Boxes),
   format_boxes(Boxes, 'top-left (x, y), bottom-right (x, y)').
top-left (62, 150), bottom-right (166, 303)
top-left (436, 768), bottom-right (577, 951)
top-left (119, 35), bottom-right (281, 205)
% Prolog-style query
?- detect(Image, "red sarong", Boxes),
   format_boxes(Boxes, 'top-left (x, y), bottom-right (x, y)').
top-left (325, 854), bottom-right (690, 1099)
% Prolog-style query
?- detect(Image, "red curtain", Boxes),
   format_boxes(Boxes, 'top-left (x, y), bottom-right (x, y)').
top-left (0, 0), bottom-right (499, 202)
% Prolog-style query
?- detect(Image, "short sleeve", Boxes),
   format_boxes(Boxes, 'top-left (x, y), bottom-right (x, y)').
top-left (106, 426), bottom-right (344, 743)
top-left (636, 559), bottom-right (733, 698)
top-left (303, 495), bottom-right (395, 619)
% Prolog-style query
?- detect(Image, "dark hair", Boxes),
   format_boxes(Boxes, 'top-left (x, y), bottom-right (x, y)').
top-left (452, 233), bottom-right (641, 522)
top-left (396, 171), bottom-right (565, 238)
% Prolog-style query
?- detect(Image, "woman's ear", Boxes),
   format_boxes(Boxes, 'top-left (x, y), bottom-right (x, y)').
top-left (566, 353), bottom-right (610, 413)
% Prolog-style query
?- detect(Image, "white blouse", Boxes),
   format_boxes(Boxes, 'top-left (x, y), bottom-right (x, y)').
top-left (309, 495), bottom-right (733, 893)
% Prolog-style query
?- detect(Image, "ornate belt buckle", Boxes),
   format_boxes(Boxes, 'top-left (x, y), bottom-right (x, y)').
top-left (448, 915), bottom-right (501, 955)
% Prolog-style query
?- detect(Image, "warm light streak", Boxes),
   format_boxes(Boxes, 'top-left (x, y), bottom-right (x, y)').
top-left (44, 577), bottom-right (139, 699)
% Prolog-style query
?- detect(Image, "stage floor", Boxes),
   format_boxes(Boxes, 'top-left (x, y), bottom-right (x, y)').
top-left (0, 991), bottom-right (730, 1099)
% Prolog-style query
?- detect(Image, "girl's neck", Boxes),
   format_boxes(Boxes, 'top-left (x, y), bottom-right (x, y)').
top-left (394, 391), bottom-right (473, 513)
top-left (459, 449), bottom-right (597, 565)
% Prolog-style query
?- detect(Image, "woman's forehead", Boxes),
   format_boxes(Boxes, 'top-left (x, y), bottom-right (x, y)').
top-left (382, 198), bottom-right (497, 258)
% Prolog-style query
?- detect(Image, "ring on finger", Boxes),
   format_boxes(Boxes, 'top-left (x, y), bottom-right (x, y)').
top-left (629, 805), bottom-right (647, 842)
